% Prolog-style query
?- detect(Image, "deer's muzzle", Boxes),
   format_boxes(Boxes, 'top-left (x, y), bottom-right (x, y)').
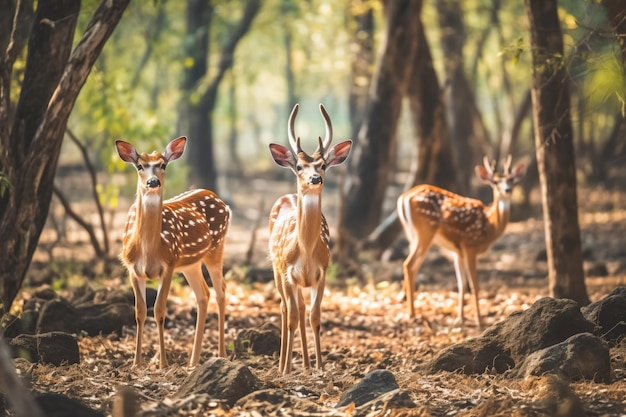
top-left (147, 178), bottom-right (161, 188)
top-left (310, 174), bottom-right (322, 185)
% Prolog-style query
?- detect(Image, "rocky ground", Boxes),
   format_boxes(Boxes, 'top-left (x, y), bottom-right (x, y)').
top-left (2, 176), bottom-right (626, 416)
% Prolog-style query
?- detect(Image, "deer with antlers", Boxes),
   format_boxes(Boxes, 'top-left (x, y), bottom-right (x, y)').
top-left (397, 155), bottom-right (526, 327)
top-left (268, 104), bottom-right (352, 374)
top-left (116, 137), bottom-right (230, 369)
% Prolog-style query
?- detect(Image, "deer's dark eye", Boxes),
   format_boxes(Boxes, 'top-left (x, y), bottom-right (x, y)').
top-left (321, 164), bottom-right (326, 170)
top-left (160, 163), bottom-right (167, 170)
top-left (136, 164), bottom-right (143, 171)
top-left (296, 165), bottom-right (303, 171)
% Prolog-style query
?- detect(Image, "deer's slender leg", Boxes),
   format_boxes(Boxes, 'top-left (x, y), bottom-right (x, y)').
top-left (154, 269), bottom-right (173, 369)
top-left (181, 265), bottom-right (210, 367)
top-left (464, 251), bottom-right (482, 328)
top-left (402, 228), bottom-right (436, 318)
top-left (297, 287), bottom-right (310, 369)
top-left (206, 260), bottom-right (227, 358)
top-left (130, 274), bottom-right (146, 367)
top-left (310, 274), bottom-right (325, 369)
top-left (452, 252), bottom-right (468, 325)
top-left (284, 280), bottom-right (300, 374)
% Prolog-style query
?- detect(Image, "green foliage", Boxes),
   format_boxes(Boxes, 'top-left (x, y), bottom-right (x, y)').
top-left (584, 53), bottom-right (626, 115)
top-left (50, 260), bottom-right (88, 291)
top-left (325, 262), bottom-right (340, 284)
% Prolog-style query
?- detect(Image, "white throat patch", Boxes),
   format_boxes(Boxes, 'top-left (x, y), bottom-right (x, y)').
top-left (302, 194), bottom-right (320, 213)
top-left (142, 193), bottom-right (162, 210)
top-left (498, 198), bottom-right (510, 213)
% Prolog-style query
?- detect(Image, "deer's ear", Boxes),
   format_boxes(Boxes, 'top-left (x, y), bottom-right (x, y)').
top-left (164, 136), bottom-right (187, 162)
top-left (269, 143), bottom-right (297, 170)
top-left (325, 140), bottom-right (352, 168)
top-left (115, 140), bottom-right (138, 163)
top-left (475, 165), bottom-right (492, 182)
top-left (511, 162), bottom-right (527, 180)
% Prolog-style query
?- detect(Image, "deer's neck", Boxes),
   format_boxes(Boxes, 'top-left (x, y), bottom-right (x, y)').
top-left (296, 191), bottom-right (323, 250)
top-left (487, 193), bottom-right (511, 239)
top-left (134, 191), bottom-right (164, 254)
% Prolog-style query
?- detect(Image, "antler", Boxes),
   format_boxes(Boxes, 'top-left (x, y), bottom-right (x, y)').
top-left (482, 155), bottom-right (496, 177)
top-left (502, 154), bottom-right (513, 175)
top-left (319, 104), bottom-right (333, 151)
top-left (287, 104), bottom-right (302, 154)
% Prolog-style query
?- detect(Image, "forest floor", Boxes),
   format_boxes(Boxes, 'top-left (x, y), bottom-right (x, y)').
top-left (11, 172), bottom-right (626, 416)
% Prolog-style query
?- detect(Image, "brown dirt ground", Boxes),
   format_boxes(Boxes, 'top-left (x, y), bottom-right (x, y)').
top-left (11, 173), bottom-right (626, 416)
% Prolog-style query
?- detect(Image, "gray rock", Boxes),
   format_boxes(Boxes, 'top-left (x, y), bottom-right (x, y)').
top-left (584, 262), bottom-right (609, 277)
top-left (176, 357), bottom-right (259, 407)
top-left (427, 297), bottom-right (595, 375)
top-left (513, 333), bottom-right (611, 383)
top-left (234, 322), bottom-right (281, 356)
top-left (77, 302), bottom-right (135, 336)
top-left (350, 389), bottom-right (417, 416)
top-left (582, 286), bottom-right (626, 342)
top-left (36, 392), bottom-right (103, 417)
top-left (10, 332), bottom-right (79, 365)
top-left (36, 298), bottom-right (135, 337)
top-left (36, 299), bottom-right (79, 334)
top-left (235, 389), bottom-right (330, 414)
top-left (335, 369), bottom-right (400, 408)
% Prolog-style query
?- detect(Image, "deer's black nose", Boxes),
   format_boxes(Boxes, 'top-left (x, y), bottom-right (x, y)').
top-left (310, 174), bottom-right (322, 185)
top-left (147, 178), bottom-right (161, 188)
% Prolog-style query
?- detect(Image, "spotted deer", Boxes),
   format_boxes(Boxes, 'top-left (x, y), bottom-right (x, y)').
top-left (115, 137), bottom-right (230, 369)
top-left (397, 155), bottom-right (526, 327)
top-left (268, 104), bottom-right (352, 374)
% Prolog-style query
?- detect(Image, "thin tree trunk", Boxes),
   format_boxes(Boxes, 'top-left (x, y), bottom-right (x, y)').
top-left (129, 0), bottom-right (168, 90)
top-left (525, 0), bottom-right (589, 305)
top-left (227, 71), bottom-right (243, 176)
top-left (282, 0), bottom-right (297, 111)
top-left (348, 1), bottom-right (375, 142)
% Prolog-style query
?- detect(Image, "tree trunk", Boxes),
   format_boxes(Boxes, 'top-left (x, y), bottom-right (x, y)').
top-left (179, 0), bottom-right (214, 189)
top-left (348, 2), bottom-right (375, 142)
top-left (227, 71), bottom-right (243, 176)
top-left (0, 0), bottom-right (130, 313)
top-left (339, 0), bottom-right (422, 244)
top-left (436, 0), bottom-right (475, 195)
top-left (179, 0), bottom-right (260, 192)
top-left (281, 0), bottom-right (297, 111)
top-left (524, 0), bottom-right (589, 305)
top-left (367, 17), bottom-right (454, 253)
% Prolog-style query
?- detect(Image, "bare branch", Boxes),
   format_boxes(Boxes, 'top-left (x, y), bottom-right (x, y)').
top-left (66, 129), bottom-right (109, 255)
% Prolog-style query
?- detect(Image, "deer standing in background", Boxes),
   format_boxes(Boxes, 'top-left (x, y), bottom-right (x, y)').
top-left (116, 137), bottom-right (230, 369)
top-left (397, 155), bottom-right (526, 327)
top-left (268, 104), bottom-right (352, 374)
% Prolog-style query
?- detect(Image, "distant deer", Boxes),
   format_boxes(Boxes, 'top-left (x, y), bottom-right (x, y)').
top-left (397, 155), bottom-right (526, 327)
top-left (268, 104), bottom-right (352, 374)
top-left (116, 137), bottom-right (230, 369)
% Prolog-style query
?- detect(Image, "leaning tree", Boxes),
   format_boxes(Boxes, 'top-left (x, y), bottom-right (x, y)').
top-left (0, 0), bottom-right (130, 314)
